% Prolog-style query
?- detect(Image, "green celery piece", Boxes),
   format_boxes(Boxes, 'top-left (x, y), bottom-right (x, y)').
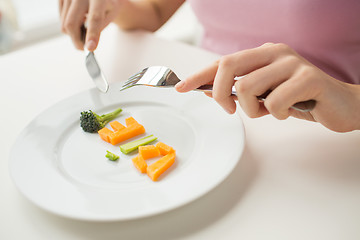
top-left (106, 150), bottom-right (119, 161)
top-left (120, 135), bottom-right (157, 154)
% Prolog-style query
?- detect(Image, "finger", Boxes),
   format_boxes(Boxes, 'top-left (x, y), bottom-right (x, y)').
top-left (86, 0), bottom-right (110, 51)
top-left (235, 79), bottom-right (270, 118)
top-left (211, 44), bottom-right (279, 115)
top-left (175, 61), bottom-right (218, 92)
top-left (289, 108), bottom-right (316, 121)
top-left (225, 43), bottom-right (295, 77)
top-left (204, 92), bottom-right (213, 98)
top-left (264, 70), bottom-right (319, 120)
top-left (59, 0), bottom-right (64, 14)
top-left (64, 1), bottom-right (89, 49)
top-left (200, 46), bottom-right (273, 114)
top-left (176, 43), bottom-right (289, 93)
top-left (212, 57), bottom-right (238, 114)
top-left (235, 55), bottom-right (298, 117)
top-left (60, 0), bottom-right (71, 32)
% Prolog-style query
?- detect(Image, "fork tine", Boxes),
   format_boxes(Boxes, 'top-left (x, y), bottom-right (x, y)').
top-left (126, 72), bottom-right (142, 82)
top-left (120, 68), bottom-right (149, 91)
top-left (120, 80), bottom-right (139, 91)
top-left (123, 74), bottom-right (141, 85)
top-left (129, 68), bottom-right (147, 79)
top-left (123, 76), bottom-right (140, 86)
top-left (121, 78), bottom-right (140, 88)
top-left (123, 68), bottom-right (148, 85)
top-left (119, 84), bottom-right (133, 91)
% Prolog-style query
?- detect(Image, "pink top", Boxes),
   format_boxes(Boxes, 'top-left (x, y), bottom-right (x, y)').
top-left (187, 0), bottom-right (360, 84)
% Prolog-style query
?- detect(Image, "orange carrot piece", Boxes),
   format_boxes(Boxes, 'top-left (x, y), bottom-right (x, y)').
top-left (98, 127), bottom-right (113, 143)
top-left (125, 117), bottom-right (139, 126)
top-left (109, 121), bottom-right (125, 131)
top-left (147, 152), bottom-right (176, 181)
top-left (132, 155), bottom-right (147, 173)
top-left (156, 142), bottom-right (175, 155)
top-left (109, 123), bottom-right (145, 145)
top-left (139, 145), bottom-right (160, 160)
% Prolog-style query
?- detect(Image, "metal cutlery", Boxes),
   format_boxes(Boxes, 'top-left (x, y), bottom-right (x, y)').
top-left (120, 66), bottom-right (316, 113)
top-left (81, 25), bottom-right (109, 93)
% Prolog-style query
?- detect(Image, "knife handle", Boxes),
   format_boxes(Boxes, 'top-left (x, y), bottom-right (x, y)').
top-left (80, 24), bottom-right (87, 45)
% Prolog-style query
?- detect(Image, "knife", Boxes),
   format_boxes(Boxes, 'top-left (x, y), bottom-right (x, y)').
top-left (81, 25), bottom-right (109, 93)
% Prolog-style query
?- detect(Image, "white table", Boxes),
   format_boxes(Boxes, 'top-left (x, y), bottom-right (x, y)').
top-left (1, 25), bottom-right (360, 240)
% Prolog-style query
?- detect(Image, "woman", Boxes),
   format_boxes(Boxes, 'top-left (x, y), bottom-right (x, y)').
top-left (59, 0), bottom-right (360, 132)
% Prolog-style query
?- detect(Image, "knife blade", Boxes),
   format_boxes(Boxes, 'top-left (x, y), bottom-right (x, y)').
top-left (81, 25), bottom-right (109, 93)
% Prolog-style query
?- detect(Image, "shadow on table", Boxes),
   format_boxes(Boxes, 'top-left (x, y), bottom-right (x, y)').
top-left (18, 144), bottom-right (259, 240)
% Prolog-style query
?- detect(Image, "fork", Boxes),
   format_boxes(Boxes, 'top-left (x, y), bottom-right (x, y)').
top-left (120, 66), bottom-right (316, 113)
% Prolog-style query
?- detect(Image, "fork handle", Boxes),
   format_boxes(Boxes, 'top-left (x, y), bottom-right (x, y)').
top-left (195, 85), bottom-right (316, 113)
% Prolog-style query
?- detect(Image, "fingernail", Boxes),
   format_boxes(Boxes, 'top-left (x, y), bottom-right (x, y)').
top-left (86, 40), bottom-right (96, 51)
top-left (175, 80), bottom-right (185, 90)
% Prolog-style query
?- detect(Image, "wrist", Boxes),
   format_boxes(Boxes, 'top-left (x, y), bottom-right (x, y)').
top-left (354, 84), bottom-right (360, 131)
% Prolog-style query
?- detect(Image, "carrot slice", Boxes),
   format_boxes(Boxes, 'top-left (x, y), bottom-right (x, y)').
top-left (132, 155), bottom-right (147, 173)
top-left (147, 152), bottom-right (176, 181)
top-left (156, 142), bottom-right (175, 155)
top-left (110, 121), bottom-right (126, 131)
top-left (125, 116), bottom-right (139, 126)
top-left (98, 127), bottom-right (113, 143)
top-left (109, 123), bottom-right (145, 145)
top-left (139, 145), bottom-right (160, 160)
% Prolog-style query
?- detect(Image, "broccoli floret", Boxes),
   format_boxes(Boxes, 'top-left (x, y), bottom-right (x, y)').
top-left (80, 108), bottom-right (122, 133)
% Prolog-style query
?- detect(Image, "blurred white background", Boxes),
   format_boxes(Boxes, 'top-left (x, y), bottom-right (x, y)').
top-left (0, 0), bottom-right (200, 54)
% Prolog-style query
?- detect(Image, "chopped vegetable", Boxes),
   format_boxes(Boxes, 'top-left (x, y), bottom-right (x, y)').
top-left (156, 142), bottom-right (175, 155)
top-left (98, 127), bottom-right (113, 143)
top-left (107, 117), bottom-right (144, 145)
top-left (110, 121), bottom-right (126, 131)
top-left (109, 123), bottom-right (145, 145)
top-left (125, 116), bottom-right (138, 126)
top-left (147, 152), bottom-right (176, 181)
top-left (89, 111), bottom-right (176, 181)
top-left (80, 108), bottom-right (122, 133)
top-left (139, 145), bottom-right (160, 160)
top-left (105, 150), bottom-right (119, 161)
top-left (132, 155), bottom-right (147, 173)
top-left (119, 135), bottom-right (157, 154)
top-left (97, 117), bottom-right (146, 145)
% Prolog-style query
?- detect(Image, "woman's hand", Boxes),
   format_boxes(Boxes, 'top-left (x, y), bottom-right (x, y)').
top-left (59, 0), bottom-right (124, 51)
top-left (59, 0), bottom-right (184, 51)
top-left (176, 43), bottom-right (360, 132)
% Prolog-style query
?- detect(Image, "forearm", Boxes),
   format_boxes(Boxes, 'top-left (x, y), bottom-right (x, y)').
top-left (114, 0), bottom-right (185, 32)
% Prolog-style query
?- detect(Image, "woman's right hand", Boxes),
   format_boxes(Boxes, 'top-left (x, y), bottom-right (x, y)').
top-left (176, 43), bottom-right (360, 133)
top-left (59, 0), bottom-right (124, 51)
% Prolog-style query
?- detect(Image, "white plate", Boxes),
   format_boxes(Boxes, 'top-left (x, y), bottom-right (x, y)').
top-left (10, 83), bottom-right (245, 221)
